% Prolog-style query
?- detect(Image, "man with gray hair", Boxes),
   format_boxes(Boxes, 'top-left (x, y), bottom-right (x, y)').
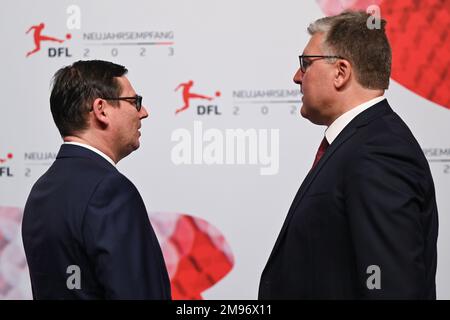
top-left (259, 11), bottom-right (438, 299)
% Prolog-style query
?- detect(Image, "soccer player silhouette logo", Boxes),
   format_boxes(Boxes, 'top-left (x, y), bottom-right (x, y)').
top-left (174, 80), bottom-right (220, 114)
top-left (0, 153), bottom-right (13, 164)
top-left (25, 23), bottom-right (70, 57)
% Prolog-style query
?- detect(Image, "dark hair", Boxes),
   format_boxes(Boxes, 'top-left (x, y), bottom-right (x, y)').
top-left (308, 11), bottom-right (392, 90)
top-left (50, 60), bottom-right (128, 137)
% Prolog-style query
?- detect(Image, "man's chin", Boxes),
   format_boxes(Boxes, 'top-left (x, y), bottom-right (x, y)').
top-left (300, 104), bottom-right (310, 119)
top-left (129, 141), bottom-right (140, 153)
top-left (300, 105), bottom-right (326, 125)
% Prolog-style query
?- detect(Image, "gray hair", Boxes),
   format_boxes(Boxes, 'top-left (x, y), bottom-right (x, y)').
top-left (306, 11), bottom-right (392, 90)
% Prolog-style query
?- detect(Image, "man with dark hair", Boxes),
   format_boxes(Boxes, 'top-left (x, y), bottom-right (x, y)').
top-left (259, 11), bottom-right (438, 299)
top-left (22, 60), bottom-right (171, 299)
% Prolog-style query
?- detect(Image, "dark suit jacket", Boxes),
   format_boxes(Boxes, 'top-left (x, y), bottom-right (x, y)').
top-left (259, 100), bottom-right (438, 299)
top-left (22, 144), bottom-right (171, 299)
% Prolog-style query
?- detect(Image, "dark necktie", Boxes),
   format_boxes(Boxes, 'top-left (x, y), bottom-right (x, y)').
top-left (312, 137), bottom-right (329, 169)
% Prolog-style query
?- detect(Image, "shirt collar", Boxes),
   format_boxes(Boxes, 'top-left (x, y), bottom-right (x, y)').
top-left (325, 96), bottom-right (386, 144)
top-left (63, 142), bottom-right (116, 167)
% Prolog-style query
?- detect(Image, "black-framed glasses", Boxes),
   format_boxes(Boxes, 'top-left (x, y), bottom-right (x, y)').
top-left (102, 94), bottom-right (143, 111)
top-left (299, 55), bottom-right (345, 73)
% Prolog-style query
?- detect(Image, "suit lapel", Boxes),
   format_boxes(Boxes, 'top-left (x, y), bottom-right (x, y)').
top-left (265, 127), bottom-right (357, 264)
top-left (264, 100), bottom-right (393, 267)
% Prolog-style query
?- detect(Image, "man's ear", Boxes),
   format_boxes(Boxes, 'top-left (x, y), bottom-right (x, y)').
top-left (334, 59), bottom-right (352, 90)
top-left (91, 98), bottom-right (109, 126)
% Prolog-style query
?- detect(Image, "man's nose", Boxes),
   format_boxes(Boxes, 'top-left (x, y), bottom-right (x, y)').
top-left (140, 105), bottom-right (149, 119)
top-left (293, 68), bottom-right (303, 85)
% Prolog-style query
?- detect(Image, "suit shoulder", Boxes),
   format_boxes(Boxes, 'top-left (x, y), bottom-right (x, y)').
top-left (26, 156), bottom-right (116, 199)
top-left (345, 112), bottom-right (433, 187)
top-left (355, 111), bottom-right (426, 160)
top-left (374, 111), bottom-right (421, 147)
top-left (89, 170), bottom-right (141, 203)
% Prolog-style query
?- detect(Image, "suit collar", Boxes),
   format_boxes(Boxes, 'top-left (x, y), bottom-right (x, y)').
top-left (64, 142), bottom-right (116, 167)
top-left (56, 144), bottom-right (117, 170)
top-left (345, 98), bottom-right (392, 129)
top-left (325, 96), bottom-right (386, 144)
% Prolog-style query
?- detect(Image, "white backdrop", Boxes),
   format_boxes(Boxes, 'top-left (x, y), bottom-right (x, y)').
top-left (0, 0), bottom-right (449, 299)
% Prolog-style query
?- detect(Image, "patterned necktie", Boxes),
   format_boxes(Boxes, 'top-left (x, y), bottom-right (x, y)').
top-left (312, 137), bottom-right (329, 169)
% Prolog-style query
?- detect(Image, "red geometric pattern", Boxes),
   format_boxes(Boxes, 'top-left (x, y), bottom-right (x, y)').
top-left (317, 0), bottom-right (450, 109)
top-left (0, 208), bottom-right (234, 300)
top-left (0, 207), bottom-right (29, 299)
top-left (150, 213), bottom-right (234, 300)
top-left (383, 0), bottom-right (450, 109)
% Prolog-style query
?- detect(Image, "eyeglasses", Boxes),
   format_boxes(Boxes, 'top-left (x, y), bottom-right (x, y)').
top-left (299, 55), bottom-right (345, 73)
top-left (102, 94), bottom-right (143, 111)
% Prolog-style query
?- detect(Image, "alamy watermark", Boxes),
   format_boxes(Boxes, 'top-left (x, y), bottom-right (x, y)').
top-left (171, 121), bottom-right (279, 175)
top-left (366, 5), bottom-right (382, 30)
top-left (66, 265), bottom-right (81, 290)
top-left (366, 265), bottom-right (381, 290)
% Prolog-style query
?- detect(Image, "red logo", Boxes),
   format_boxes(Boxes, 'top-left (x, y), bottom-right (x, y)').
top-left (25, 22), bottom-right (71, 57)
top-left (0, 153), bottom-right (13, 164)
top-left (175, 80), bottom-right (221, 114)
